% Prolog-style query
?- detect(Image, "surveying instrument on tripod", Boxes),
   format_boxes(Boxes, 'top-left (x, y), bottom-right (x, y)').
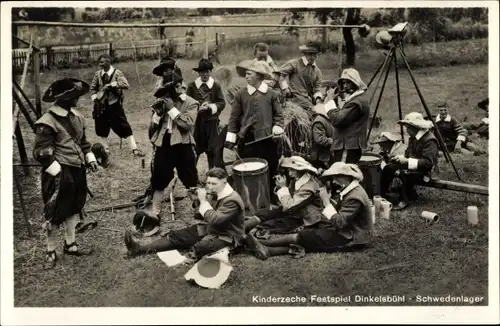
top-left (366, 22), bottom-right (462, 181)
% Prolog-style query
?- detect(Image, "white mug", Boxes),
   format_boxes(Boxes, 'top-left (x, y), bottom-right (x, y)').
top-left (421, 211), bottom-right (439, 224)
top-left (373, 195), bottom-right (383, 216)
top-left (380, 199), bottom-right (393, 219)
top-left (467, 206), bottom-right (479, 225)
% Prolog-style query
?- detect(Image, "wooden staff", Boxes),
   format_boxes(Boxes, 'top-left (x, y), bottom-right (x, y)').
top-left (13, 172), bottom-right (33, 237)
top-left (12, 35), bottom-right (33, 131)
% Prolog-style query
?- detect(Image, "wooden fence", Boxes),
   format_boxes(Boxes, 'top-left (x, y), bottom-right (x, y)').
top-left (12, 28), bottom-right (325, 74)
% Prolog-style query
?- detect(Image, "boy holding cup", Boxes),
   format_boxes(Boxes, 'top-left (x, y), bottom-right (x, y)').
top-left (245, 162), bottom-right (373, 259)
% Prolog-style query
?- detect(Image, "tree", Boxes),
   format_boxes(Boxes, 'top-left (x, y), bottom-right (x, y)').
top-left (281, 9), bottom-right (306, 39)
top-left (311, 8), bottom-right (361, 66)
top-left (408, 8), bottom-right (449, 42)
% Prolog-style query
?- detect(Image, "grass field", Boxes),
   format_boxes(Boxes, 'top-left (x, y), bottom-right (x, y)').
top-left (12, 46), bottom-right (489, 306)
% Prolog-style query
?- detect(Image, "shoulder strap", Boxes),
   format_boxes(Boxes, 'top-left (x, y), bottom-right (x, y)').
top-left (49, 111), bottom-right (86, 159)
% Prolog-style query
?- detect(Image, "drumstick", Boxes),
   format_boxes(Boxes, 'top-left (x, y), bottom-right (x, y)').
top-left (245, 134), bottom-right (280, 146)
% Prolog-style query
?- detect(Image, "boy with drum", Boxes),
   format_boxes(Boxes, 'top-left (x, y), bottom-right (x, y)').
top-left (224, 60), bottom-right (285, 202)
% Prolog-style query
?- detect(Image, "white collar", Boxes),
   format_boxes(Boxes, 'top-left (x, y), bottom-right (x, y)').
top-left (339, 180), bottom-right (359, 200)
top-left (178, 93), bottom-right (187, 102)
top-left (49, 105), bottom-right (78, 117)
top-left (343, 89), bottom-right (365, 104)
top-left (195, 77), bottom-right (214, 90)
top-left (436, 114), bottom-right (451, 122)
top-left (415, 130), bottom-right (427, 140)
top-left (294, 173), bottom-right (311, 191)
top-left (253, 56), bottom-right (274, 65)
top-left (101, 66), bottom-right (115, 76)
top-left (301, 56), bottom-right (316, 66)
top-left (247, 82), bottom-right (268, 95)
top-left (217, 183), bottom-right (234, 200)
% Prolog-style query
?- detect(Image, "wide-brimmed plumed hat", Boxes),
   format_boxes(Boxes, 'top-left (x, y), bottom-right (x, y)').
top-left (321, 162), bottom-right (364, 181)
top-left (279, 156), bottom-right (319, 175)
top-left (193, 58), bottom-right (214, 72)
top-left (153, 56), bottom-right (178, 76)
top-left (235, 60), bottom-right (273, 80)
top-left (42, 78), bottom-right (90, 103)
top-left (154, 71), bottom-right (183, 98)
top-left (338, 68), bottom-right (367, 91)
top-left (299, 41), bottom-right (320, 54)
top-left (371, 131), bottom-right (402, 144)
top-left (398, 112), bottom-right (434, 130)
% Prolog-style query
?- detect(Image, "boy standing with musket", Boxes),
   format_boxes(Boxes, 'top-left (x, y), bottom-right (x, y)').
top-left (90, 54), bottom-right (144, 157)
top-left (145, 71), bottom-right (200, 222)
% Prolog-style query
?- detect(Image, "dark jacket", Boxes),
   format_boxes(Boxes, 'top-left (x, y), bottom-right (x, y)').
top-left (149, 94), bottom-right (199, 147)
top-left (198, 185), bottom-right (246, 246)
top-left (226, 82), bottom-right (284, 143)
top-left (322, 182), bottom-right (373, 245)
top-left (327, 92), bottom-right (370, 151)
top-left (33, 105), bottom-right (93, 170)
top-left (186, 77), bottom-right (226, 121)
top-left (90, 66), bottom-right (129, 106)
top-left (310, 113), bottom-right (335, 166)
top-left (276, 173), bottom-right (330, 227)
top-left (405, 131), bottom-right (439, 173)
top-left (435, 114), bottom-right (468, 149)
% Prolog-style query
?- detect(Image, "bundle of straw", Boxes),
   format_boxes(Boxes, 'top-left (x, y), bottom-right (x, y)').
top-left (280, 100), bottom-right (313, 156)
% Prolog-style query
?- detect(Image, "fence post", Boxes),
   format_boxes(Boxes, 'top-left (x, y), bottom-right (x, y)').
top-left (204, 27), bottom-right (208, 59)
top-left (46, 46), bottom-right (53, 70)
top-left (220, 33), bottom-right (226, 57)
top-left (109, 42), bottom-right (114, 57)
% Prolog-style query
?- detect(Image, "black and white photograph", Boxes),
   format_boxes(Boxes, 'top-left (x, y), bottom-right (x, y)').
top-left (1, 1), bottom-right (499, 324)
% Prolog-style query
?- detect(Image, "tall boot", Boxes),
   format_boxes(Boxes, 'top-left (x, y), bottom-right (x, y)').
top-left (151, 190), bottom-right (164, 216)
top-left (124, 230), bottom-right (174, 257)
